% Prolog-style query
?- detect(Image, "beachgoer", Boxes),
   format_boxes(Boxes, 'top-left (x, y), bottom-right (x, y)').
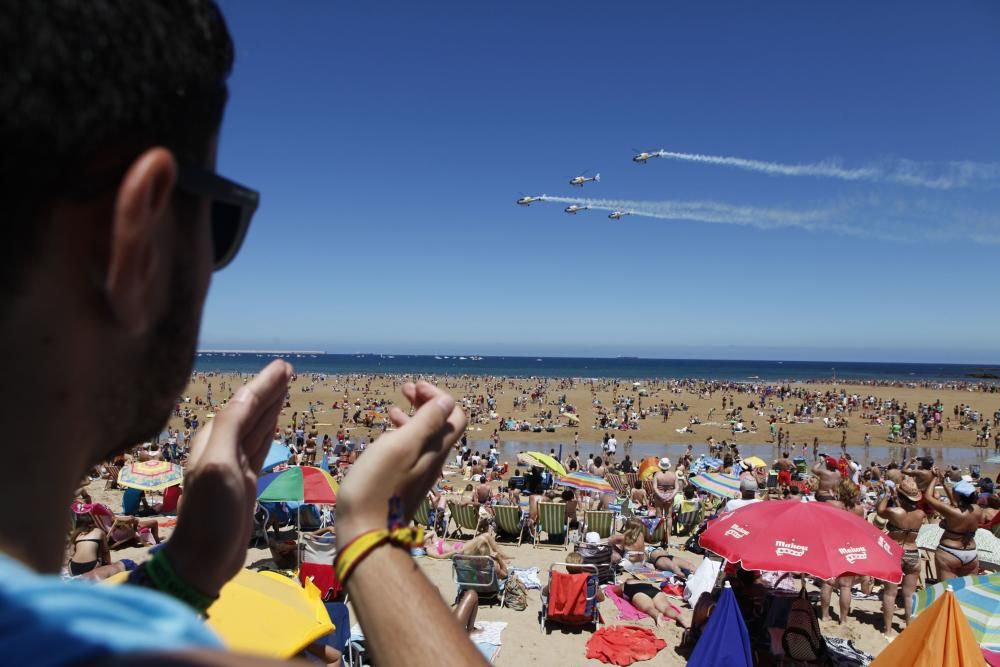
top-left (611, 578), bottom-right (690, 628)
top-left (652, 458), bottom-right (678, 538)
top-left (924, 472), bottom-right (983, 580)
top-left (876, 478), bottom-right (925, 636)
top-left (811, 456), bottom-right (842, 502)
top-left (610, 519), bottom-right (646, 566)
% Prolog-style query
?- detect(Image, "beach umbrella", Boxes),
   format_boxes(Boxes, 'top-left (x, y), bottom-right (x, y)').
top-left (699, 500), bottom-right (903, 582)
top-left (742, 456), bottom-right (767, 469)
top-left (563, 412), bottom-right (580, 423)
top-left (117, 460), bottom-right (183, 491)
top-left (557, 472), bottom-right (615, 495)
top-left (913, 574), bottom-right (1000, 651)
top-left (261, 441), bottom-right (291, 473)
top-left (872, 588), bottom-right (984, 666)
top-left (258, 466), bottom-right (339, 505)
top-left (916, 525), bottom-right (1000, 565)
top-left (689, 472), bottom-right (741, 499)
top-left (102, 568), bottom-right (333, 658)
top-left (688, 582), bottom-right (752, 667)
top-left (638, 457), bottom-right (660, 481)
top-left (517, 451), bottom-right (566, 476)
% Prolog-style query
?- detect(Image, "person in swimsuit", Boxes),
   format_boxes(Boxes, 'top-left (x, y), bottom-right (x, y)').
top-left (818, 481), bottom-right (869, 624)
top-left (652, 458), bottom-right (678, 539)
top-left (629, 480), bottom-right (647, 511)
top-left (876, 477), bottom-right (925, 637)
top-left (610, 576), bottom-right (690, 628)
top-left (69, 512), bottom-right (110, 576)
top-left (422, 529), bottom-right (513, 578)
top-left (924, 472), bottom-right (983, 580)
top-left (646, 548), bottom-right (696, 577)
top-left (811, 456), bottom-right (842, 502)
top-left (609, 519), bottom-right (646, 566)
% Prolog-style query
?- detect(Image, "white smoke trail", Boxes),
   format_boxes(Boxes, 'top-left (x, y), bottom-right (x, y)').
top-left (538, 195), bottom-right (1000, 244)
top-left (655, 151), bottom-right (1000, 190)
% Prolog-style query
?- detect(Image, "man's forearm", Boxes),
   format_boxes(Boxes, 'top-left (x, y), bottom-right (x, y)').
top-left (345, 544), bottom-right (487, 667)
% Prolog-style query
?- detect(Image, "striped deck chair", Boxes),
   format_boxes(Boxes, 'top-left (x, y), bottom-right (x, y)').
top-left (607, 473), bottom-right (629, 499)
top-left (583, 510), bottom-right (615, 540)
top-left (534, 502), bottom-right (569, 550)
top-left (672, 499), bottom-right (703, 537)
top-left (644, 516), bottom-right (666, 547)
top-left (104, 464), bottom-right (120, 490)
top-left (447, 501), bottom-right (485, 540)
top-left (642, 479), bottom-right (657, 503)
top-left (625, 472), bottom-right (640, 489)
top-left (453, 554), bottom-right (506, 607)
top-left (413, 497), bottom-right (434, 528)
top-left (493, 504), bottom-right (526, 546)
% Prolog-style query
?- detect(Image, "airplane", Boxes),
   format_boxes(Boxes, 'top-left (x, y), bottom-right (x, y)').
top-left (632, 150), bottom-right (662, 164)
top-left (568, 172), bottom-right (600, 187)
top-left (608, 210), bottom-right (632, 220)
top-left (564, 204), bottom-right (589, 214)
top-left (516, 195), bottom-right (545, 206)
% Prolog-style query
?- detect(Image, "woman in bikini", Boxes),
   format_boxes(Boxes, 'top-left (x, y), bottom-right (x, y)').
top-left (876, 478), bottom-right (925, 637)
top-left (924, 469), bottom-right (983, 581)
top-left (68, 512), bottom-right (110, 576)
top-left (610, 519), bottom-right (646, 567)
top-left (423, 528), bottom-right (513, 578)
top-left (610, 575), bottom-right (690, 629)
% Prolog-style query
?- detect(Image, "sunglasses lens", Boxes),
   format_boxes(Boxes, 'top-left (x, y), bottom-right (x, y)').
top-left (211, 201), bottom-right (242, 268)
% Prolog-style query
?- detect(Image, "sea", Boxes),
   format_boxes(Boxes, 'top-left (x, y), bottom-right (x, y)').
top-left (193, 352), bottom-right (1000, 384)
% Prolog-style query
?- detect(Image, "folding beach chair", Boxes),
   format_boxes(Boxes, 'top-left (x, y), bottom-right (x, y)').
top-left (606, 473), bottom-right (629, 499)
top-left (540, 563), bottom-right (600, 633)
top-left (492, 504), bottom-right (526, 546)
top-left (103, 464), bottom-right (120, 491)
top-left (644, 516), bottom-right (666, 547)
top-left (642, 479), bottom-right (657, 504)
top-left (453, 554), bottom-right (507, 607)
top-left (534, 502), bottom-right (569, 550)
top-left (413, 496), bottom-right (434, 528)
top-left (447, 501), bottom-right (486, 540)
top-left (583, 510), bottom-right (615, 540)
top-left (672, 499), bottom-right (703, 537)
top-left (625, 472), bottom-right (640, 489)
top-left (575, 542), bottom-right (614, 584)
top-left (299, 532), bottom-right (341, 602)
top-left (250, 503), bottom-right (271, 549)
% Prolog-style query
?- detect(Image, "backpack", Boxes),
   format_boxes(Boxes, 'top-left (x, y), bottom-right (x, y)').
top-left (504, 575), bottom-right (528, 611)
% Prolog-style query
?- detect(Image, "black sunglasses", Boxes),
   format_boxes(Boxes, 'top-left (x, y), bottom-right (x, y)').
top-left (176, 164), bottom-right (259, 270)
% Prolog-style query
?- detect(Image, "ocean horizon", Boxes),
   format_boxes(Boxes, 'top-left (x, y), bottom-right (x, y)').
top-left (192, 352), bottom-right (1000, 383)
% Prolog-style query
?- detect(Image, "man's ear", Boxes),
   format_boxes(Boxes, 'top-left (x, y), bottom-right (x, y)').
top-left (105, 148), bottom-right (178, 335)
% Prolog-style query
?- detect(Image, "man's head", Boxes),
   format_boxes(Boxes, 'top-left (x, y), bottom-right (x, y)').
top-left (3, 1), bottom-right (237, 464)
top-left (739, 475), bottom-right (758, 499)
top-left (918, 457), bottom-right (934, 471)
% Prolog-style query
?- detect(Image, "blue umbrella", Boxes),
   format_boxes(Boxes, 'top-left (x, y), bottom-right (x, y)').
top-left (687, 582), bottom-right (752, 667)
top-left (261, 441), bottom-right (291, 473)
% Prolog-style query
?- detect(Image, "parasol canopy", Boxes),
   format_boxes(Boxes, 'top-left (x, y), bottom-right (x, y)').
top-left (258, 466), bottom-right (339, 504)
top-left (556, 472), bottom-right (615, 495)
top-left (913, 574), bottom-right (1000, 651)
top-left (742, 456), bottom-right (767, 469)
top-left (699, 500), bottom-right (903, 582)
top-left (262, 441), bottom-right (292, 473)
top-left (872, 588), bottom-right (984, 666)
top-left (118, 460), bottom-right (183, 491)
top-left (638, 457), bottom-right (660, 481)
top-left (516, 451), bottom-right (566, 476)
top-left (689, 472), bottom-right (741, 499)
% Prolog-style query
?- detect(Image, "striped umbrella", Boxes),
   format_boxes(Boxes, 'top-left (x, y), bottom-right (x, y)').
top-left (689, 472), bottom-right (741, 499)
top-left (257, 466), bottom-right (339, 504)
top-left (556, 472), bottom-right (615, 495)
top-left (913, 574), bottom-right (1000, 650)
top-left (118, 460), bottom-right (183, 491)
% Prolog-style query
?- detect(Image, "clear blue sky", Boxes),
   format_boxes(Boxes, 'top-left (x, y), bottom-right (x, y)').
top-left (203, 0), bottom-right (1000, 363)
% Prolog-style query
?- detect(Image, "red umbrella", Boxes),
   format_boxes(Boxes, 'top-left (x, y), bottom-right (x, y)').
top-left (699, 500), bottom-right (903, 583)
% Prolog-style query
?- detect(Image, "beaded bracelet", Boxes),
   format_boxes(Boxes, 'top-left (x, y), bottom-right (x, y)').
top-left (126, 549), bottom-right (218, 615)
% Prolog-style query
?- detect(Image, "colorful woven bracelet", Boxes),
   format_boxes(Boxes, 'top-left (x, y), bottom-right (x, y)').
top-left (335, 525), bottom-right (425, 584)
top-left (144, 549), bottom-right (218, 614)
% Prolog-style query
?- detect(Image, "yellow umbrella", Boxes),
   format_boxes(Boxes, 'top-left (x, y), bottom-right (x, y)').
top-left (743, 456), bottom-right (767, 469)
top-left (104, 568), bottom-right (333, 658)
top-left (518, 451), bottom-right (567, 476)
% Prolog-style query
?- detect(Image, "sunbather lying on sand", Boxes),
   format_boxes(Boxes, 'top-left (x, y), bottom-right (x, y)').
top-left (610, 576), bottom-right (690, 629)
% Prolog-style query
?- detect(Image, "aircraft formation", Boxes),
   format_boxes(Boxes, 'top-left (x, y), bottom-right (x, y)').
top-left (516, 151), bottom-right (663, 220)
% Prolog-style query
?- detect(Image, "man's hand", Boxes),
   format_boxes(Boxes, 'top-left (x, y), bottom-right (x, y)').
top-left (336, 381), bottom-right (467, 547)
top-left (165, 360), bottom-right (292, 598)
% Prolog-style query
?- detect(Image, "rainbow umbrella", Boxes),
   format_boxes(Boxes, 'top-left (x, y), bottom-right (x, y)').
top-left (517, 451), bottom-right (566, 476)
top-left (118, 460), bottom-right (183, 491)
top-left (639, 456), bottom-right (661, 481)
top-left (913, 574), bottom-right (1000, 650)
top-left (557, 472), bottom-right (615, 495)
top-left (689, 472), bottom-right (741, 499)
top-left (258, 466), bottom-right (339, 504)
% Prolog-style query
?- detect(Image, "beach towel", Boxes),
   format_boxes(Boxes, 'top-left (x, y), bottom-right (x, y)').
top-left (824, 636), bottom-right (872, 667)
top-left (586, 626), bottom-right (666, 666)
top-left (511, 567), bottom-right (542, 590)
top-left (604, 586), bottom-right (647, 621)
top-left (549, 571), bottom-right (589, 622)
top-left (475, 641), bottom-right (501, 664)
top-left (684, 557), bottom-right (721, 605)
